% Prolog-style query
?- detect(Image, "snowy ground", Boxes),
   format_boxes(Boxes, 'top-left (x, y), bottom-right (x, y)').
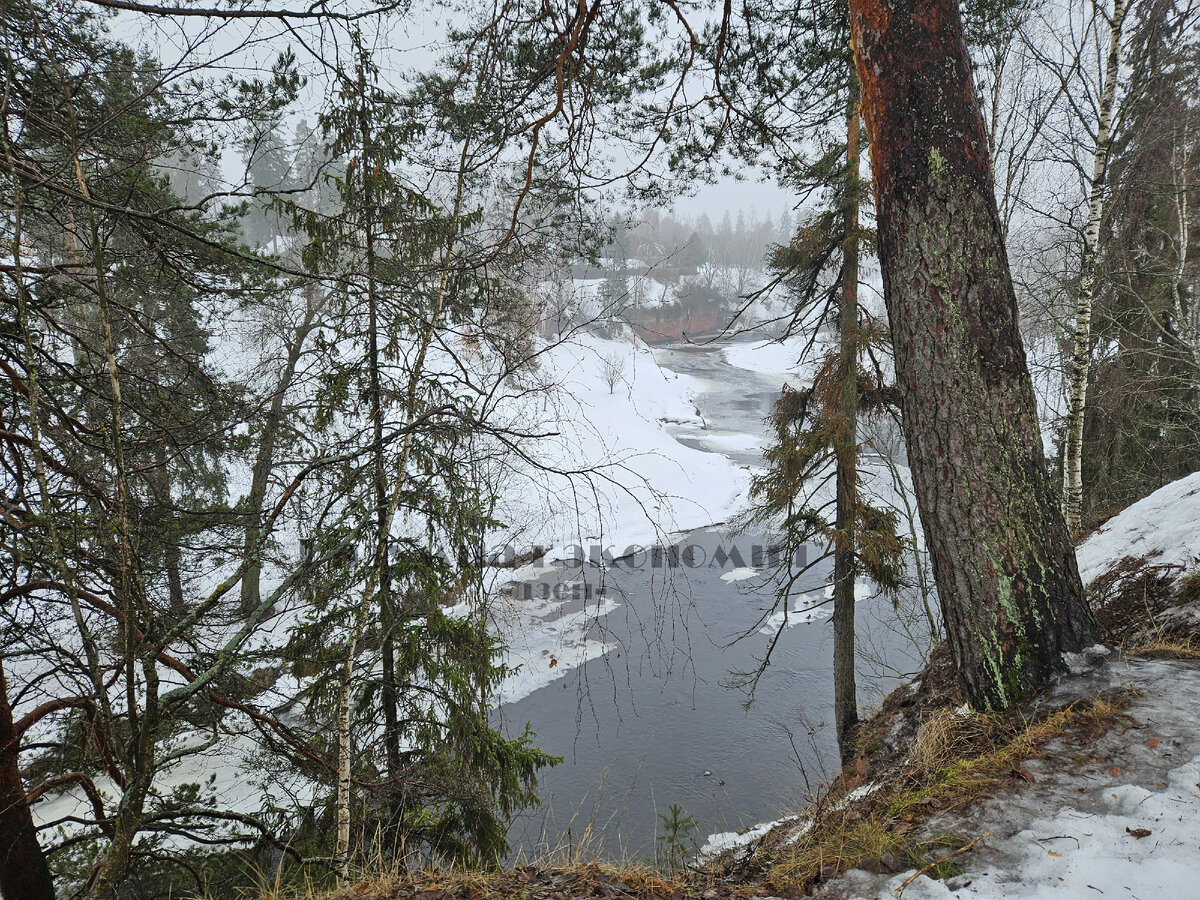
top-left (821, 655), bottom-right (1200, 900)
top-left (491, 329), bottom-right (751, 560)
top-left (1074, 472), bottom-right (1200, 585)
top-left (801, 474), bottom-right (1200, 899)
top-left (721, 333), bottom-right (832, 382)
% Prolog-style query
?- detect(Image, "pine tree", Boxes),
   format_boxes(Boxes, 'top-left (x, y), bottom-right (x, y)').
top-left (848, 0), bottom-right (1100, 710)
top-left (708, 0), bottom-right (907, 763)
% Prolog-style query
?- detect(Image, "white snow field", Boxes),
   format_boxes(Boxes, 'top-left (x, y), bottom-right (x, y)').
top-left (490, 329), bottom-right (750, 560)
top-left (721, 333), bottom-right (830, 382)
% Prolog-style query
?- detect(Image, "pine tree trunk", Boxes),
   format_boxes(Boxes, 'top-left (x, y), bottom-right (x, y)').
top-left (1063, 0), bottom-right (1129, 535)
top-left (849, 0), bottom-right (1099, 710)
top-left (0, 661), bottom-right (56, 900)
top-left (832, 72), bottom-right (862, 764)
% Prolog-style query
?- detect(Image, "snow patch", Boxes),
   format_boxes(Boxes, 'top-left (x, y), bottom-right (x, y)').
top-left (721, 335), bottom-right (829, 381)
top-left (494, 331), bottom-right (751, 555)
top-left (699, 816), bottom-right (800, 858)
top-left (848, 750), bottom-right (1200, 899)
top-left (1062, 643), bottom-right (1112, 675)
top-left (1075, 472), bottom-right (1200, 585)
top-left (720, 567), bottom-right (760, 583)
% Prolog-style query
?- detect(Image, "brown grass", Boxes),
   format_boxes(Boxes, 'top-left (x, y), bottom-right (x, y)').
top-left (281, 860), bottom-right (695, 900)
top-left (1129, 634), bottom-right (1200, 659)
top-left (1179, 571), bottom-right (1200, 606)
top-left (255, 844), bottom-right (696, 900)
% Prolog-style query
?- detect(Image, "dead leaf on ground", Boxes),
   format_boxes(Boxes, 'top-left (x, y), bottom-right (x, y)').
top-left (1147, 737), bottom-right (1160, 749)
top-left (1126, 827), bottom-right (1152, 839)
top-left (1108, 766), bottom-right (1122, 777)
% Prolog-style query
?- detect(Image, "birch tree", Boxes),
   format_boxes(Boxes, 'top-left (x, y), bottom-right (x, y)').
top-left (1078, 0), bottom-right (1200, 509)
top-left (1061, 0), bottom-right (1132, 534)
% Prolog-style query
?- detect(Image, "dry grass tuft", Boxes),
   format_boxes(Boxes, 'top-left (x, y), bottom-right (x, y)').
top-left (911, 707), bottom-right (988, 775)
top-left (1086, 556), bottom-right (1200, 658)
top-left (1180, 571), bottom-right (1200, 605)
top-left (1129, 634), bottom-right (1200, 658)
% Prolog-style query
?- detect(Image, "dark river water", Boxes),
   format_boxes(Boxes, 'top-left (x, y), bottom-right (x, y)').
top-left (495, 341), bottom-right (926, 859)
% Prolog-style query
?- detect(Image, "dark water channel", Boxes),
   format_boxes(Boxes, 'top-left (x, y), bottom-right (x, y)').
top-left (496, 342), bottom-right (925, 859)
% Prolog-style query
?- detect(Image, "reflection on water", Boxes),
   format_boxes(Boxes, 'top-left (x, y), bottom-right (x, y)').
top-left (497, 343), bottom-right (926, 858)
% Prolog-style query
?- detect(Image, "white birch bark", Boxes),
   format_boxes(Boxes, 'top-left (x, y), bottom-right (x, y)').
top-left (1170, 123), bottom-right (1200, 374)
top-left (1062, 0), bottom-right (1130, 534)
top-left (334, 603), bottom-right (366, 882)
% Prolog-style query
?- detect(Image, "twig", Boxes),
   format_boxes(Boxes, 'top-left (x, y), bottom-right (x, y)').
top-left (893, 832), bottom-right (989, 897)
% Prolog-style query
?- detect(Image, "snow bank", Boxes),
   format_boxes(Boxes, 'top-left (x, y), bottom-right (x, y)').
top-left (492, 330), bottom-right (750, 558)
top-left (1075, 472), bottom-right (1200, 585)
top-left (721, 335), bottom-right (824, 380)
top-left (699, 816), bottom-right (800, 857)
top-left (699, 783), bottom-right (880, 860)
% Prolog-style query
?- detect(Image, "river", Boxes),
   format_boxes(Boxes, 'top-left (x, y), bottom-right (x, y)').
top-left (496, 340), bottom-right (926, 860)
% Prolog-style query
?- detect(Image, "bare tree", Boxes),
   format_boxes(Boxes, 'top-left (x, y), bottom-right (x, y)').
top-left (601, 351), bottom-right (627, 394)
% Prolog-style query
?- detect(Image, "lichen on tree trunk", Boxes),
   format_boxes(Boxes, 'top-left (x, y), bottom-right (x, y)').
top-left (849, 0), bottom-right (1099, 710)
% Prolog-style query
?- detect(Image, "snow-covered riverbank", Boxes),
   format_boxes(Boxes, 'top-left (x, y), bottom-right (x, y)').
top-left (491, 330), bottom-right (752, 560)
